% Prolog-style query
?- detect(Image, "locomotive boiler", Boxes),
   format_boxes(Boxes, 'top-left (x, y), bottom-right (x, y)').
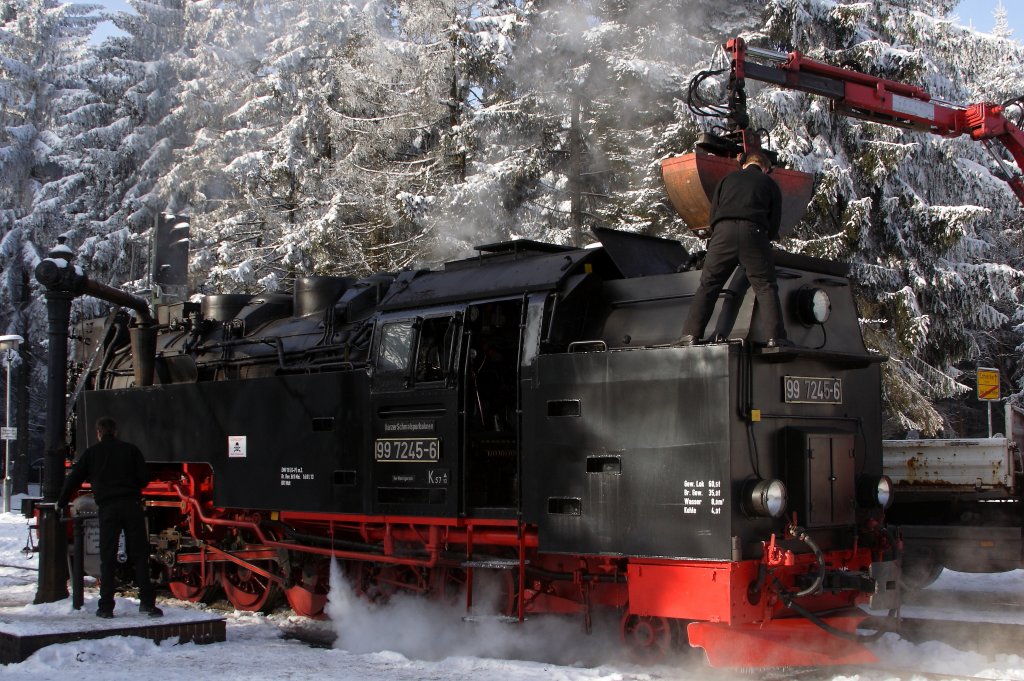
top-left (62, 217), bottom-right (901, 666)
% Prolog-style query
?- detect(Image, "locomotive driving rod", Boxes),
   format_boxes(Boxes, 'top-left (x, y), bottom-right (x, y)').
top-left (172, 484), bottom-right (447, 569)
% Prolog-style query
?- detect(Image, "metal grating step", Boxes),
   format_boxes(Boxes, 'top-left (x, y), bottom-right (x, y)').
top-left (461, 614), bottom-right (522, 624)
top-left (461, 558), bottom-right (525, 570)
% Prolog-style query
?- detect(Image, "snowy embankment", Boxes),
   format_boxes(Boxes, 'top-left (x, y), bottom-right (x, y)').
top-left (1, 509), bottom-right (1023, 681)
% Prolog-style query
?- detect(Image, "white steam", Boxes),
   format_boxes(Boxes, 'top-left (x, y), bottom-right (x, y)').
top-left (323, 558), bottom-right (685, 669)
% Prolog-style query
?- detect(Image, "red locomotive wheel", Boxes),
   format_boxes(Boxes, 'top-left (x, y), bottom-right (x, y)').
top-left (167, 563), bottom-right (217, 603)
top-left (221, 561), bottom-right (282, 613)
top-left (620, 613), bottom-right (674, 660)
top-left (429, 566), bottom-right (516, 615)
top-left (900, 547), bottom-right (945, 591)
top-left (482, 570), bottom-right (517, 617)
top-left (347, 562), bottom-right (376, 600)
top-left (429, 566), bottom-right (467, 604)
top-left (376, 565), bottom-right (428, 599)
top-left (285, 559), bottom-right (330, 618)
top-left (285, 584), bottom-right (328, 618)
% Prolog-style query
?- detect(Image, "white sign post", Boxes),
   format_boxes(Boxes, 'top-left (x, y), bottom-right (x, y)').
top-left (0, 337), bottom-right (23, 514)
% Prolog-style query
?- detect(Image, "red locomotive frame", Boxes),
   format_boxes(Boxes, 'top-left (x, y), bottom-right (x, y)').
top-left (135, 462), bottom-right (889, 666)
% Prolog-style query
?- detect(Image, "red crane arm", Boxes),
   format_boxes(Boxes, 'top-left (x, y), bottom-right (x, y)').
top-left (726, 37), bottom-right (1024, 207)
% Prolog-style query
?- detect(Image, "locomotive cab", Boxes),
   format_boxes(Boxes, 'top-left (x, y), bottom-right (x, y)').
top-left (368, 298), bottom-right (525, 516)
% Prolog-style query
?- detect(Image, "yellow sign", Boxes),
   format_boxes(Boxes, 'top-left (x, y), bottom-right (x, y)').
top-left (977, 368), bottom-right (1000, 401)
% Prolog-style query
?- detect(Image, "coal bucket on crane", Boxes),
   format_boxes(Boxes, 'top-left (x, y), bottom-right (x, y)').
top-left (661, 144), bottom-right (815, 237)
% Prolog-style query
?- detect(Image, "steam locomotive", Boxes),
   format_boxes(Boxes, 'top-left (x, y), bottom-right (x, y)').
top-left (65, 216), bottom-right (901, 667)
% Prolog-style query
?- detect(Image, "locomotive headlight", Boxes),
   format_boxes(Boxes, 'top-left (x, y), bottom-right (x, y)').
top-left (796, 287), bottom-right (831, 325)
top-left (743, 478), bottom-right (788, 518)
top-left (874, 475), bottom-right (894, 509)
top-left (858, 474), bottom-right (894, 509)
top-left (876, 475), bottom-right (893, 508)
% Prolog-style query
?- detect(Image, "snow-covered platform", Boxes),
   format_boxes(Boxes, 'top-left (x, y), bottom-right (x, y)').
top-left (0, 597), bottom-right (225, 664)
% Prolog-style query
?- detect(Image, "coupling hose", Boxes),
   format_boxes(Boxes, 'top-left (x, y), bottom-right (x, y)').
top-left (790, 525), bottom-right (825, 597)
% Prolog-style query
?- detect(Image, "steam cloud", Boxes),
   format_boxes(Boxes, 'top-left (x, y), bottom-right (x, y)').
top-left (323, 558), bottom-right (698, 670)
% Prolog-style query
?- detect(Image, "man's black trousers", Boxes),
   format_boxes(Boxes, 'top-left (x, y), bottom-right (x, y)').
top-left (97, 497), bottom-right (155, 612)
top-left (682, 219), bottom-right (786, 341)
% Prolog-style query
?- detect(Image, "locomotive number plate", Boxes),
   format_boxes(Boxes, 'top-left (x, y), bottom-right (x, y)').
top-left (783, 376), bottom-right (842, 404)
top-left (374, 437), bottom-right (441, 462)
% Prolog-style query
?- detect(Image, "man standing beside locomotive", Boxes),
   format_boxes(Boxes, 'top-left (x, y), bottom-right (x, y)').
top-left (57, 417), bottom-right (163, 618)
top-left (677, 149), bottom-right (791, 347)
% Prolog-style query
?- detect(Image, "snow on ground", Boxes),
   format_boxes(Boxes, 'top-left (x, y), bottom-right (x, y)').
top-left (1, 506), bottom-right (1023, 681)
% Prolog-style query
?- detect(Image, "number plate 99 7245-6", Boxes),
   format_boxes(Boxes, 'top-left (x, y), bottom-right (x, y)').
top-left (374, 437), bottom-right (441, 462)
top-left (783, 376), bottom-right (842, 404)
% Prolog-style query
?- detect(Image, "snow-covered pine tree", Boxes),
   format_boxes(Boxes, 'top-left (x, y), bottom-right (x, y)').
top-left (993, 1), bottom-right (1013, 41)
top-left (38, 0), bottom-right (190, 298)
top-left (158, 0), bottom-right (298, 293)
top-left (429, 0), bottom-right (713, 257)
top-left (162, 0), bottom-right (468, 290)
top-left (73, 0), bottom-right (191, 290)
top-left (422, 0), bottom-right (537, 259)
top-left (247, 0), bottom-right (359, 286)
top-left (323, 0), bottom-right (463, 276)
top-left (0, 0), bottom-right (102, 490)
top-left (0, 0), bottom-right (102, 243)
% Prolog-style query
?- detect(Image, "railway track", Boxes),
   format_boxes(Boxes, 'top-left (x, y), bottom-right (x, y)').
top-left (892, 616), bottom-right (1024, 656)
top-left (94, 583), bottom-right (1024, 677)
top-left (831, 668), bottom-right (1013, 681)
top-left (904, 585), bottom-right (1024, 611)
top-left (6, 582), bottom-right (1018, 680)
top-left (274, 609), bottom-right (1024, 677)
top-left (0, 561), bottom-right (39, 586)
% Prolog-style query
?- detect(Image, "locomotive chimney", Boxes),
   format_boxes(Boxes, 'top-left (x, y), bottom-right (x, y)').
top-left (293, 276), bottom-right (353, 317)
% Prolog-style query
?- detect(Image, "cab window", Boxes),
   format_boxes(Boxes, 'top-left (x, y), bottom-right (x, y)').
top-left (415, 316), bottom-right (457, 383)
top-left (377, 321), bottom-right (415, 372)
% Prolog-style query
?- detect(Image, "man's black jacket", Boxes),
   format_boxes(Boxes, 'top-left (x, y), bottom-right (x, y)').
top-left (708, 165), bottom-right (783, 239)
top-left (57, 436), bottom-right (150, 507)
